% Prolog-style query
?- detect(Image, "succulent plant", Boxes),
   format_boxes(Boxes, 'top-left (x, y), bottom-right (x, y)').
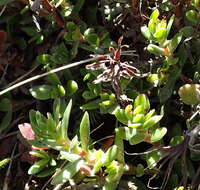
top-left (178, 84), bottom-right (200, 105)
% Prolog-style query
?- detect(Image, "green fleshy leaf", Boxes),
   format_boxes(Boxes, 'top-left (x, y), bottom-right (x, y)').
top-left (28, 158), bottom-right (50, 175)
top-left (129, 132), bottom-right (146, 145)
top-left (144, 151), bottom-right (164, 169)
top-left (147, 44), bottom-right (165, 56)
top-left (60, 151), bottom-right (81, 162)
top-left (124, 105), bottom-right (133, 120)
top-left (67, 22), bottom-right (77, 32)
top-left (132, 114), bottom-right (145, 124)
top-left (114, 128), bottom-right (125, 163)
top-left (150, 9), bottom-right (160, 20)
top-left (150, 127), bottom-right (167, 142)
top-left (168, 33), bottom-right (182, 53)
top-left (51, 159), bottom-right (84, 185)
top-left (53, 98), bottom-right (66, 122)
top-left (134, 94), bottom-right (150, 112)
top-left (186, 10), bottom-right (199, 23)
top-left (141, 26), bottom-right (153, 40)
top-left (80, 99), bottom-right (101, 110)
top-left (180, 26), bottom-right (194, 37)
top-left (169, 136), bottom-right (184, 145)
top-left (29, 85), bottom-right (59, 100)
top-left (61, 99), bottom-right (72, 140)
top-left (47, 73), bottom-right (61, 85)
top-left (80, 112), bottom-right (90, 152)
top-left (37, 54), bottom-right (53, 65)
top-left (166, 14), bottom-right (175, 38)
top-left (143, 115), bottom-right (163, 129)
top-left (148, 19), bottom-right (157, 34)
top-left (0, 111), bottom-right (12, 132)
top-left (154, 28), bottom-right (167, 40)
top-left (115, 109), bottom-right (128, 125)
top-left (82, 91), bottom-right (97, 100)
top-left (133, 105), bottom-right (144, 115)
top-left (103, 145), bottom-right (118, 165)
top-left (29, 150), bottom-right (49, 159)
top-left (128, 123), bottom-right (142, 128)
top-left (147, 74), bottom-right (159, 87)
top-left (178, 84), bottom-right (200, 105)
top-left (0, 98), bottom-right (12, 111)
top-left (37, 167), bottom-right (57, 177)
top-left (86, 33), bottom-right (100, 46)
top-left (144, 109), bottom-right (155, 121)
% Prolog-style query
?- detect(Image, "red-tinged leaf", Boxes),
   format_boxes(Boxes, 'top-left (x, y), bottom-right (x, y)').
top-left (114, 36), bottom-right (123, 61)
top-left (115, 48), bottom-right (121, 61)
top-left (103, 137), bottom-right (114, 151)
top-left (32, 145), bottom-right (50, 150)
top-left (80, 165), bottom-right (92, 175)
top-left (18, 123), bottom-right (36, 140)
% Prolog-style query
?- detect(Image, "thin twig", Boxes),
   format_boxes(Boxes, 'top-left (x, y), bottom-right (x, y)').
top-left (91, 135), bottom-right (114, 146)
top-left (0, 5), bottom-right (6, 17)
top-left (6, 65), bottom-right (38, 88)
top-left (125, 148), bottom-right (160, 156)
top-left (41, 160), bottom-right (68, 190)
top-left (0, 62), bottom-right (9, 82)
top-left (0, 57), bottom-right (99, 96)
top-left (0, 131), bottom-right (18, 141)
top-left (3, 142), bottom-right (17, 190)
top-left (0, 50), bottom-right (137, 96)
top-left (90, 122), bottom-right (104, 135)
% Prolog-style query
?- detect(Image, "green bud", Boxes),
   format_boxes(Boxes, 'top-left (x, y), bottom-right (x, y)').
top-left (57, 85), bottom-right (66, 96)
top-left (66, 80), bottom-right (78, 96)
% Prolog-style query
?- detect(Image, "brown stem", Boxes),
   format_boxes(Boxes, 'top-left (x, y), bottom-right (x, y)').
top-left (170, 0), bottom-right (185, 28)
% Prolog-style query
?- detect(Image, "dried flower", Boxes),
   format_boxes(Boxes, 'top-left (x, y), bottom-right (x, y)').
top-left (86, 36), bottom-right (149, 105)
